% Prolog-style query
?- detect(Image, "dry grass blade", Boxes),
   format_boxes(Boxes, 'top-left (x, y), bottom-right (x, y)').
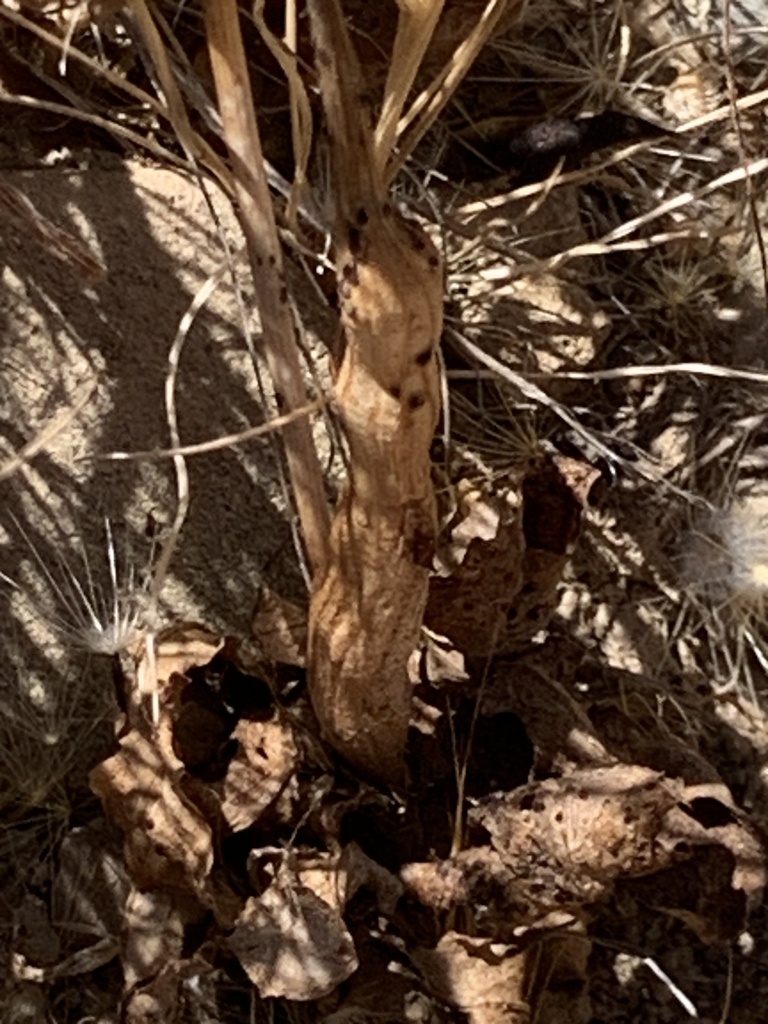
top-left (129, 0), bottom-right (234, 194)
top-left (600, 156), bottom-right (768, 245)
top-left (477, 156), bottom-right (768, 279)
top-left (203, 0), bottom-right (330, 574)
top-left (0, 181), bottom-right (106, 283)
top-left (374, 0), bottom-right (445, 179)
top-left (530, 363), bottom-right (768, 385)
top-left (455, 137), bottom-right (672, 225)
top-left (0, 4), bottom-right (163, 115)
top-left (0, 378), bottom-right (97, 482)
top-left (101, 397), bottom-right (327, 462)
top-left (678, 84), bottom-right (768, 132)
top-left (307, 0), bottom-right (444, 781)
top-left (385, 0), bottom-right (521, 184)
top-left (446, 328), bottom-right (623, 467)
top-left (253, 0), bottom-right (313, 234)
top-left (0, 91), bottom-right (197, 169)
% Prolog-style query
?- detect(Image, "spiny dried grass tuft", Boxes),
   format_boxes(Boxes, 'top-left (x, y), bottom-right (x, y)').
top-left (1, 517), bottom-right (153, 657)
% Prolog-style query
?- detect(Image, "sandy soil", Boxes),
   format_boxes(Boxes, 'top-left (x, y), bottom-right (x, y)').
top-left (1, 159), bottom-right (313, 642)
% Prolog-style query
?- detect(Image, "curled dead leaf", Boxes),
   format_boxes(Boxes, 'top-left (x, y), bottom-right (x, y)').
top-left (473, 764), bottom-right (675, 879)
top-left (403, 764), bottom-right (765, 944)
top-left (426, 487), bottom-right (524, 656)
top-left (89, 730), bottom-right (213, 897)
top-left (135, 622), bottom-right (223, 705)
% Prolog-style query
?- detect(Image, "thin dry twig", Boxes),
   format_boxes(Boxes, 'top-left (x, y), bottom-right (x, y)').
top-left (447, 327), bottom-right (623, 467)
top-left (100, 396), bottom-right (327, 462)
top-left (0, 181), bottom-right (106, 283)
top-left (0, 378), bottom-right (98, 482)
top-left (0, 4), bottom-right (164, 114)
top-left (528, 362), bottom-right (768, 385)
top-left (490, 156), bottom-right (768, 279)
top-left (0, 91), bottom-right (194, 169)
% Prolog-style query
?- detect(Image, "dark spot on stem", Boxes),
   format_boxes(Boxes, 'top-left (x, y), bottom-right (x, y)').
top-left (415, 347), bottom-right (433, 366)
top-left (279, 285), bottom-right (288, 304)
top-left (348, 225), bottom-right (363, 256)
top-left (428, 255), bottom-right (440, 269)
top-left (341, 261), bottom-right (359, 285)
top-left (412, 527), bottom-right (434, 568)
top-left (389, 385), bottom-right (402, 400)
top-left (408, 393), bottom-right (426, 410)
top-left (356, 208), bottom-right (369, 226)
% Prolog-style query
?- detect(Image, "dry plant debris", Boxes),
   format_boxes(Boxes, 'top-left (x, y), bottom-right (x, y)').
top-left (2, 1), bottom-right (768, 1022)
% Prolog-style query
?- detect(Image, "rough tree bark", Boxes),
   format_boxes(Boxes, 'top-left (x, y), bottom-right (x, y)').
top-left (307, 0), bottom-right (444, 783)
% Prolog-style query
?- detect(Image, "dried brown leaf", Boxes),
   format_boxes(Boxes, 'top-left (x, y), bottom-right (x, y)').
top-left (422, 628), bottom-right (470, 685)
top-left (416, 929), bottom-right (592, 1024)
top-left (135, 621), bottom-right (223, 704)
top-left (228, 877), bottom-right (358, 1000)
top-left (52, 824), bottom-right (131, 942)
top-left (505, 457), bottom-right (598, 649)
top-left (659, 783), bottom-right (766, 916)
top-left (89, 730), bottom-right (213, 897)
top-left (413, 932), bottom-right (530, 1024)
top-left (220, 717), bottom-right (299, 831)
top-left (473, 765), bottom-right (674, 879)
top-left (122, 889), bottom-right (184, 991)
top-left (295, 843), bottom-right (404, 918)
top-left (251, 585), bottom-right (308, 666)
top-left (404, 764), bottom-right (764, 943)
top-left (403, 767), bottom-right (677, 928)
top-left (426, 488), bottom-right (524, 657)
top-left (433, 487), bottom-right (515, 574)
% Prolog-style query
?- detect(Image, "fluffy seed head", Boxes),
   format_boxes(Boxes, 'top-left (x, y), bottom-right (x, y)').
top-left (684, 496), bottom-right (768, 615)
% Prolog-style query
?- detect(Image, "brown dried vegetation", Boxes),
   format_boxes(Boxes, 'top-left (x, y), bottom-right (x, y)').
top-left (2, 1), bottom-right (768, 1023)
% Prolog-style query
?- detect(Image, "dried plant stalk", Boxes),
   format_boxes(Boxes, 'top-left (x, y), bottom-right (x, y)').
top-left (307, 0), bottom-right (443, 782)
top-left (204, 0), bottom-right (330, 573)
